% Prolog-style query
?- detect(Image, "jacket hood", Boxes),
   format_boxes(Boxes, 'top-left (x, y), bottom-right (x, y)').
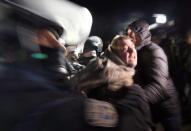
top-left (128, 20), bottom-right (151, 50)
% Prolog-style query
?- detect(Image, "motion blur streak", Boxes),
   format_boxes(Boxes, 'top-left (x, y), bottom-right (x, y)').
top-left (4, 0), bottom-right (92, 53)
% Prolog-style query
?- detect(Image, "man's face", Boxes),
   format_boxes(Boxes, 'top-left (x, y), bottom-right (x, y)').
top-left (116, 38), bottom-right (137, 68)
top-left (127, 29), bottom-right (141, 47)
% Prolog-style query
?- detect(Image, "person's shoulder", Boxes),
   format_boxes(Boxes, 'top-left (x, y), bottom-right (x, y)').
top-left (141, 42), bottom-right (167, 58)
top-left (144, 42), bottom-right (163, 52)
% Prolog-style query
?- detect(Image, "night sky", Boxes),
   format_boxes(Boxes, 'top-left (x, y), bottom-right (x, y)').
top-left (70, 0), bottom-right (190, 47)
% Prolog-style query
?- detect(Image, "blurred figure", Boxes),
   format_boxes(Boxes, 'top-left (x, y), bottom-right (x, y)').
top-left (1, 0), bottom-right (93, 77)
top-left (34, 29), bottom-right (78, 77)
top-left (159, 31), bottom-right (187, 105)
top-left (71, 35), bottom-right (152, 131)
top-left (2, 0), bottom-right (92, 53)
top-left (64, 45), bottom-right (86, 73)
top-left (125, 19), bottom-right (181, 131)
top-left (0, 12), bottom-right (82, 131)
top-left (179, 30), bottom-right (191, 122)
top-left (0, 2), bottom-right (109, 131)
top-left (157, 29), bottom-right (191, 124)
top-left (78, 36), bottom-right (103, 66)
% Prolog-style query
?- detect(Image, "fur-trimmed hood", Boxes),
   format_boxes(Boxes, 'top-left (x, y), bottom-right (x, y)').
top-left (71, 46), bottom-right (135, 93)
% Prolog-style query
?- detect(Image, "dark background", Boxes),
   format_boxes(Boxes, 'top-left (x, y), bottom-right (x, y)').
top-left (70, 0), bottom-right (191, 47)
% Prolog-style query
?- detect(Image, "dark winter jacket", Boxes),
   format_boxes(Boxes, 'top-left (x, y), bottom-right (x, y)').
top-left (0, 63), bottom-right (78, 131)
top-left (0, 62), bottom-right (121, 131)
top-left (129, 20), bottom-right (180, 117)
top-left (71, 48), bottom-right (152, 131)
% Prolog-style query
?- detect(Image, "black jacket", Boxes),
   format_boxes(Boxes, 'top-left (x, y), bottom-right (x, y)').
top-left (88, 84), bottom-right (152, 131)
top-left (129, 20), bottom-right (180, 117)
top-left (72, 50), bottom-right (152, 131)
top-left (0, 63), bottom-right (115, 131)
top-left (115, 85), bottom-right (152, 131)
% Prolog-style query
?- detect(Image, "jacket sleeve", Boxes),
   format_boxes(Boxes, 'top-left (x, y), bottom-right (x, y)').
top-left (70, 59), bottom-right (104, 91)
top-left (137, 46), bottom-right (171, 104)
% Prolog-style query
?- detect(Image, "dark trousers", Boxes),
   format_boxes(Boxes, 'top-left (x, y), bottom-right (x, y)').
top-left (160, 113), bottom-right (182, 131)
top-left (152, 113), bottom-right (182, 131)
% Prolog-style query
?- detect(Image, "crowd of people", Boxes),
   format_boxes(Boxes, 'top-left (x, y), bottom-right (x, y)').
top-left (0, 1), bottom-right (190, 131)
top-left (151, 26), bottom-right (191, 125)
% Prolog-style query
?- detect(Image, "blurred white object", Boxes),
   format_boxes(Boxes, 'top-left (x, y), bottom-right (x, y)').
top-left (149, 14), bottom-right (167, 30)
top-left (153, 14), bottom-right (167, 24)
top-left (4, 0), bottom-right (92, 53)
top-left (149, 23), bottom-right (159, 30)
